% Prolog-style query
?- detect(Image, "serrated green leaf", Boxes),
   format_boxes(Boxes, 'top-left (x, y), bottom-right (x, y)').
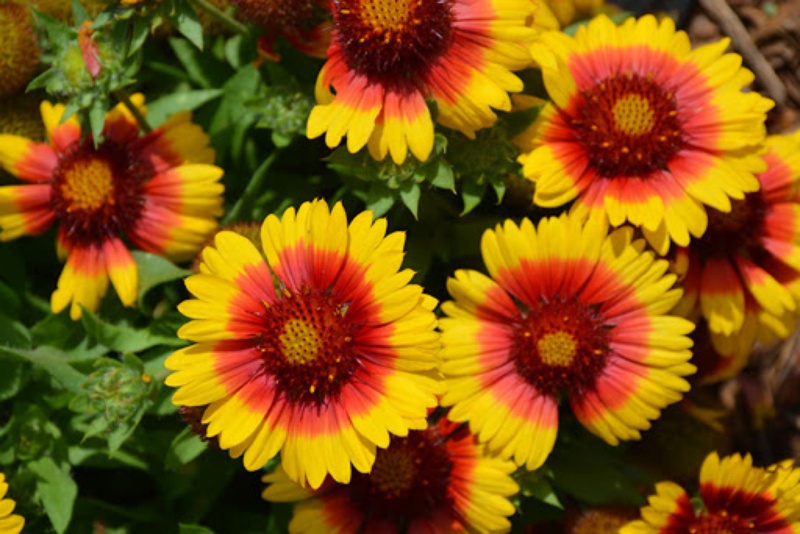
top-left (165, 428), bottom-right (209, 471)
top-left (0, 346), bottom-right (85, 393)
top-left (170, 1), bottom-right (204, 50)
top-left (132, 251), bottom-right (191, 307)
top-left (29, 457), bottom-right (78, 534)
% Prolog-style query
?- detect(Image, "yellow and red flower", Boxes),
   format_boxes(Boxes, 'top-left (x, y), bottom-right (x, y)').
top-left (672, 132), bottom-right (800, 349)
top-left (517, 15), bottom-right (774, 255)
top-left (0, 473), bottom-right (24, 534)
top-left (621, 452), bottom-right (800, 533)
top-left (0, 96), bottom-right (224, 320)
top-left (165, 200), bottom-right (441, 489)
top-left (439, 213), bottom-right (695, 471)
top-left (307, 0), bottom-right (540, 164)
top-left (262, 413), bottom-right (519, 533)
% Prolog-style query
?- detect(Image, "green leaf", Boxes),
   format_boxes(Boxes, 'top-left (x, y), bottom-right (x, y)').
top-left (29, 457), bottom-right (78, 534)
top-left (0, 354), bottom-right (29, 402)
top-left (132, 251), bottom-right (191, 307)
top-left (169, 38), bottom-right (217, 88)
top-left (165, 428), bottom-right (209, 471)
top-left (0, 316), bottom-right (30, 349)
top-left (428, 159), bottom-right (455, 192)
top-left (129, 16), bottom-right (151, 56)
top-left (146, 89), bottom-right (222, 127)
top-left (460, 180), bottom-right (486, 215)
top-left (71, 0), bottom-right (89, 26)
top-left (170, 1), bottom-right (204, 50)
top-left (0, 346), bottom-right (85, 393)
top-left (179, 524), bottom-right (216, 534)
top-left (399, 182), bottom-right (421, 219)
top-left (365, 183), bottom-right (397, 217)
top-left (0, 280), bottom-right (20, 318)
top-left (88, 97), bottom-right (108, 143)
top-left (80, 308), bottom-right (186, 352)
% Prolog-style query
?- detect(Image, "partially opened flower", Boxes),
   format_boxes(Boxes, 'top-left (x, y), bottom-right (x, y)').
top-left (262, 414), bottom-right (519, 533)
top-left (0, 96), bottom-right (224, 319)
top-left (165, 200), bottom-right (441, 489)
top-left (621, 452), bottom-right (800, 533)
top-left (517, 15), bottom-right (774, 254)
top-left (440, 213), bottom-right (695, 471)
top-left (672, 132), bottom-right (800, 346)
top-left (308, 0), bottom-right (540, 164)
top-left (0, 473), bottom-right (24, 534)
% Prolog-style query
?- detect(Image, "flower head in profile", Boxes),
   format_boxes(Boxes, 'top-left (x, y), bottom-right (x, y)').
top-left (165, 200), bottom-right (441, 489)
top-left (672, 132), bottom-right (800, 349)
top-left (440, 213), bottom-right (695, 471)
top-left (308, 0), bottom-right (542, 164)
top-left (517, 15), bottom-right (774, 254)
top-left (0, 473), bottom-right (24, 534)
top-left (622, 452), bottom-right (800, 533)
top-left (262, 413), bottom-right (519, 533)
top-left (0, 96), bottom-right (224, 319)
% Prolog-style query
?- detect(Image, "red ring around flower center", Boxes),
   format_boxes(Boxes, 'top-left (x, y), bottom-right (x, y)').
top-left (257, 288), bottom-right (358, 406)
top-left (570, 73), bottom-right (684, 178)
top-left (51, 139), bottom-right (151, 247)
top-left (511, 296), bottom-right (609, 396)
top-left (348, 427), bottom-right (453, 520)
top-left (688, 510), bottom-right (756, 533)
top-left (333, 0), bottom-right (454, 85)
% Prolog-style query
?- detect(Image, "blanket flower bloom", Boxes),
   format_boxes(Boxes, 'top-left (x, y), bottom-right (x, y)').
top-left (517, 14), bottom-right (774, 255)
top-left (672, 132), bottom-right (800, 348)
top-left (621, 452), bottom-right (800, 533)
top-left (0, 96), bottom-right (224, 319)
top-left (262, 414), bottom-right (519, 533)
top-left (165, 200), bottom-right (441, 489)
top-left (307, 0), bottom-right (538, 164)
top-left (0, 473), bottom-right (24, 534)
top-left (440, 213), bottom-right (695, 471)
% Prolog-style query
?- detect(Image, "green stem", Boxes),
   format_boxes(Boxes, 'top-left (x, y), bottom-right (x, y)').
top-left (113, 90), bottom-right (152, 133)
top-left (189, 0), bottom-right (248, 35)
top-left (223, 152), bottom-right (278, 225)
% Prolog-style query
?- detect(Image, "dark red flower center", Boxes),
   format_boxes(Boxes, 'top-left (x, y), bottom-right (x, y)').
top-left (347, 425), bottom-right (453, 523)
top-left (693, 195), bottom-right (765, 261)
top-left (333, 0), bottom-right (454, 87)
top-left (692, 482), bottom-right (788, 533)
top-left (569, 73), bottom-right (684, 178)
top-left (257, 288), bottom-right (358, 406)
top-left (51, 139), bottom-right (151, 248)
top-left (511, 295), bottom-right (609, 396)
top-left (687, 510), bottom-right (756, 533)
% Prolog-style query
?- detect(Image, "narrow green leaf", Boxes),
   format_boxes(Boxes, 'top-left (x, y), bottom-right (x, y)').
top-left (89, 98), bottom-right (107, 142)
top-left (169, 38), bottom-right (215, 88)
top-left (146, 89), bottom-right (222, 127)
top-left (71, 0), bottom-right (89, 26)
top-left (29, 457), bottom-right (78, 534)
top-left (0, 346), bottom-right (85, 393)
top-left (129, 16), bottom-right (151, 56)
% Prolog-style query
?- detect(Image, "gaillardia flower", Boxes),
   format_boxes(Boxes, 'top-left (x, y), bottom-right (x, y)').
top-left (165, 200), bottom-right (441, 489)
top-left (621, 452), bottom-right (800, 533)
top-left (517, 15), bottom-right (774, 255)
top-left (0, 473), bottom-right (24, 534)
top-left (672, 132), bottom-right (800, 346)
top-left (440, 213), bottom-right (695, 471)
top-left (0, 1), bottom-right (40, 100)
top-left (307, 0), bottom-right (538, 164)
top-left (262, 414), bottom-right (519, 533)
top-left (0, 97), bottom-right (224, 319)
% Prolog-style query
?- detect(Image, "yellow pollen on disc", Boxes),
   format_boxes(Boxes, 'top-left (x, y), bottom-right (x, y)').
top-left (537, 331), bottom-right (577, 367)
top-left (61, 158), bottom-right (115, 212)
top-left (612, 94), bottom-right (655, 136)
top-left (280, 319), bottom-right (321, 364)
top-left (371, 447), bottom-right (416, 497)
top-left (360, 0), bottom-right (415, 32)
